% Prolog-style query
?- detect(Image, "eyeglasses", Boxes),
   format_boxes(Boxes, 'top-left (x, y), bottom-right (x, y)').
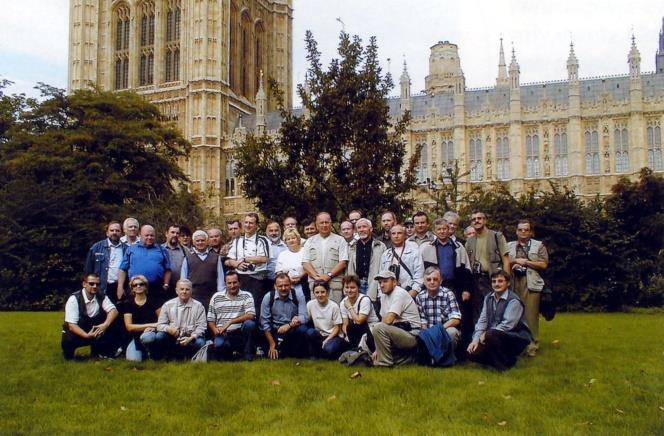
top-left (131, 282), bottom-right (146, 288)
top-left (86, 282), bottom-right (100, 287)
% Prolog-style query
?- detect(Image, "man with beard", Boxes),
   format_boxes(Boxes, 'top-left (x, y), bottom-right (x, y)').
top-left (85, 221), bottom-right (128, 303)
top-left (379, 211), bottom-right (397, 249)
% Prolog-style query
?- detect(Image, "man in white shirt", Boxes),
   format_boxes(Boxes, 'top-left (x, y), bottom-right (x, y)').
top-left (226, 212), bottom-right (270, 314)
top-left (120, 217), bottom-right (140, 246)
top-left (371, 270), bottom-right (422, 367)
top-left (61, 273), bottom-right (120, 360)
top-left (302, 212), bottom-right (349, 303)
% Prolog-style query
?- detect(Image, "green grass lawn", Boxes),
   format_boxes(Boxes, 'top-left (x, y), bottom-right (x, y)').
top-left (0, 312), bottom-right (662, 435)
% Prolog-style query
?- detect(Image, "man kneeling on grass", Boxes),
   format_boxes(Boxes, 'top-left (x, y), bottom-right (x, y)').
top-left (305, 282), bottom-right (346, 359)
top-left (151, 279), bottom-right (206, 360)
top-left (371, 270), bottom-right (422, 367)
top-left (61, 273), bottom-right (121, 360)
top-left (260, 272), bottom-right (308, 360)
top-left (207, 271), bottom-right (256, 361)
top-left (467, 270), bottom-right (532, 371)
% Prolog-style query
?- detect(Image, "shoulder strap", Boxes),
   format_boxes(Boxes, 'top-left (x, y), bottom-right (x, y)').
top-left (392, 247), bottom-right (413, 278)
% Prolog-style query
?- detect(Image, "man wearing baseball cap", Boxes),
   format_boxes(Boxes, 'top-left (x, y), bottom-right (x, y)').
top-left (370, 270), bottom-right (422, 367)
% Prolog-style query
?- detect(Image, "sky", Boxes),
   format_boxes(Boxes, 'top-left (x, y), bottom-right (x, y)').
top-left (1, 0), bottom-right (663, 102)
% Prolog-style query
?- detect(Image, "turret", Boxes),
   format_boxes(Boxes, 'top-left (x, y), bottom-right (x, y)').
top-left (567, 41), bottom-right (579, 83)
top-left (425, 41), bottom-right (464, 94)
top-left (628, 34), bottom-right (641, 80)
top-left (255, 70), bottom-right (267, 134)
top-left (400, 60), bottom-right (411, 113)
top-left (496, 38), bottom-right (509, 88)
top-left (509, 46), bottom-right (520, 90)
top-left (656, 17), bottom-right (664, 73)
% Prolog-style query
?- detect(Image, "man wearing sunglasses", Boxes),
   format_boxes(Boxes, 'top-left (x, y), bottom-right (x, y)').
top-left (61, 274), bottom-right (120, 360)
top-left (464, 211), bottom-right (510, 326)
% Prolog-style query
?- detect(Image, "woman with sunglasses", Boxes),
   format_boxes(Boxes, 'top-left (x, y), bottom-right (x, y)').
top-left (122, 275), bottom-right (161, 361)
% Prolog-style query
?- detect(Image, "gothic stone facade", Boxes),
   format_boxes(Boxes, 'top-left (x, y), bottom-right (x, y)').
top-left (68, 0), bottom-right (292, 216)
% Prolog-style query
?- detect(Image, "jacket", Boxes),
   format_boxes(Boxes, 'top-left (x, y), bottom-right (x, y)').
top-left (420, 238), bottom-right (473, 293)
top-left (378, 241), bottom-right (424, 293)
top-left (347, 237), bottom-right (386, 301)
top-left (84, 239), bottom-right (128, 295)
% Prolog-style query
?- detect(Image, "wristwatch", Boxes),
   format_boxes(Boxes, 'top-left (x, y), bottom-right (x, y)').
top-left (327, 272), bottom-right (333, 278)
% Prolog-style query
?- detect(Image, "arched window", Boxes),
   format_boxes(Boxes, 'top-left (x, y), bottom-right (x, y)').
top-left (165, 0), bottom-right (181, 82)
top-left (496, 135), bottom-right (510, 180)
top-left (614, 127), bottom-right (629, 173)
top-left (585, 128), bottom-right (600, 175)
top-left (440, 138), bottom-right (454, 170)
top-left (554, 130), bottom-right (568, 176)
top-left (139, 1), bottom-right (155, 86)
top-left (526, 131), bottom-right (540, 178)
top-left (225, 157), bottom-right (237, 197)
top-left (469, 136), bottom-right (483, 181)
top-left (416, 143), bottom-right (429, 183)
top-left (229, 3), bottom-right (239, 92)
top-left (114, 4), bottom-right (130, 90)
top-left (647, 123), bottom-right (663, 170)
top-left (240, 12), bottom-right (252, 98)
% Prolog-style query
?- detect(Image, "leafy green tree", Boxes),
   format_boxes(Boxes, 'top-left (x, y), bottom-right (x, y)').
top-left (0, 84), bottom-right (203, 309)
top-left (235, 31), bottom-right (418, 223)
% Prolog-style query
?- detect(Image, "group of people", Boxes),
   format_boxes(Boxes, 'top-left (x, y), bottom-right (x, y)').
top-left (62, 209), bottom-right (549, 371)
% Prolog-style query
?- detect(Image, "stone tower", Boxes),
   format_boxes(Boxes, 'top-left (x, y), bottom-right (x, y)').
top-left (68, 0), bottom-right (293, 216)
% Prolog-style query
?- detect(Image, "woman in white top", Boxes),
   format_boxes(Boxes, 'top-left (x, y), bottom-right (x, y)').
top-left (305, 282), bottom-right (346, 359)
top-left (340, 275), bottom-right (378, 351)
top-left (276, 228), bottom-right (305, 294)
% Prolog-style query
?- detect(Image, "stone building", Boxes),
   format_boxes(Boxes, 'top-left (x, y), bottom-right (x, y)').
top-left (396, 30), bottom-right (664, 200)
top-left (68, 0), bottom-right (293, 216)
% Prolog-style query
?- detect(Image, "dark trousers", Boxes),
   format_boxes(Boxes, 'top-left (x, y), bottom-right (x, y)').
top-left (104, 282), bottom-right (119, 304)
top-left (305, 329), bottom-right (348, 359)
top-left (345, 322), bottom-right (375, 352)
top-left (150, 332), bottom-right (205, 360)
top-left (471, 274), bottom-right (493, 325)
top-left (270, 325), bottom-right (308, 358)
top-left (239, 275), bottom-right (267, 316)
top-left (469, 329), bottom-right (529, 371)
top-left (212, 320), bottom-right (256, 360)
top-left (61, 321), bottom-right (122, 360)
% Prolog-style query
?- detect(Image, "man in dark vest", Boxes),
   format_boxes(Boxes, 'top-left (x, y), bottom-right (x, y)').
top-left (464, 211), bottom-right (510, 324)
top-left (61, 273), bottom-right (120, 360)
top-left (467, 270), bottom-right (531, 371)
top-left (180, 230), bottom-right (225, 312)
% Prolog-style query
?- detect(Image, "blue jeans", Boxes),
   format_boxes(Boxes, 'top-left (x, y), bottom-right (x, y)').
top-left (305, 328), bottom-right (347, 359)
top-left (151, 331), bottom-right (206, 360)
top-left (125, 331), bottom-right (157, 361)
top-left (359, 279), bottom-right (369, 295)
top-left (212, 320), bottom-right (256, 360)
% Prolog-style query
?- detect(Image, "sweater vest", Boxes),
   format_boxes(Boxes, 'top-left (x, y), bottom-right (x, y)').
top-left (185, 251), bottom-right (219, 302)
top-left (484, 291), bottom-right (531, 342)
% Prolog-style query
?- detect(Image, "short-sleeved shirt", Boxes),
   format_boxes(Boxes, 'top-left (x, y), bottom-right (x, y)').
top-left (228, 233), bottom-right (269, 275)
top-left (119, 242), bottom-right (171, 284)
top-left (121, 297), bottom-right (159, 325)
top-left (475, 231), bottom-right (508, 273)
top-left (379, 286), bottom-right (422, 328)
top-left (306, 299), bottom-right (342, 337)
top-left (340, 295), bottom-right (379, 324)
top-left (64, 290), bottom-right (116, 324)
top-left (207, 290), bottom-right (256, 332)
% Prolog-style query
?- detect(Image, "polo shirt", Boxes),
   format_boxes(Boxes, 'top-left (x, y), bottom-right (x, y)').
top-left (120, 242), bottom-right (171, 285)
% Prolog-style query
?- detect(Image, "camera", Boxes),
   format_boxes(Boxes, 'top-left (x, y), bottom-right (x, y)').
top-left (471, 261), bottom-right (482, 275)
top-left (513, 266), bottom-right (527, 277)
top-left (246, 263), bottom-right (256, 272)
top-left (388, 264), bottom-right (400, 278)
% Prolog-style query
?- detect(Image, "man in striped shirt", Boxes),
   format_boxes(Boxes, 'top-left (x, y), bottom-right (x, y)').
top-left (207, 271), bottom-right (256, 361)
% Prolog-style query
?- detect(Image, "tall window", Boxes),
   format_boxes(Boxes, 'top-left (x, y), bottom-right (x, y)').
top-left (440, 137), bottom-right (454, 170)
top-left (139, 2), bottom-right (155, 86)
top-left (255, 22), bottom-right (264, 93)
top-left (585, 128), bottom-right (600, 175)
top-left (554, 129), bottom-right (568, 176)
top-left (526, 130), bottom-right (540, 178)
top-left (647, 122), bottom-right (663, 170)
top-left (416, 142), bottom-right (429, 182)
top-left (229, 4), bottom-right (239, 92)
top-left (614, 125), bottom-right (629, 173)
top-left (496, 134), bottom-right (510, 180)
top-left (114, 5), bottom-right (130, 90)
top-left (165, 0), bottom-right (181, 82)
top-left (225, 158), bottom-right (237, 196)
top-left (469, 136), bottom-right (483, 181)
top-left (240, 13), bottom-right (252, 98)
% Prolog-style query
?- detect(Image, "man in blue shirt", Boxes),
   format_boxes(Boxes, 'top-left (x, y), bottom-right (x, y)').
top-left (260, 272), bottom-right (308, 359)
top-left (117, 225), bottom-right (172, 304)
top-left (467, 270), bottom-right (531, 371)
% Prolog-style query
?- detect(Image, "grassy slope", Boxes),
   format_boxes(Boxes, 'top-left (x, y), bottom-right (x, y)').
top-left (0, 312), bottom-right (662, 435)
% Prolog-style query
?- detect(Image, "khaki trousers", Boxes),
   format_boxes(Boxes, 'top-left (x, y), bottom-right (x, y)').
top-left (371, 323), bottom-right (418, 367)
top-left (513, 276), bottom-right (540, 349)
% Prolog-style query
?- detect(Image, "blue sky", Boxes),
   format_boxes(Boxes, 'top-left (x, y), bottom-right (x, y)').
top-left (1, 0), bottom-right (663, 101)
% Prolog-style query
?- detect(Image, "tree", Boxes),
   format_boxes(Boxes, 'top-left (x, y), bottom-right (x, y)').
top-left (0, 84), bottom-right (204, 309)
top-left (235, 31), bottom-right (418, 223)
top-left (419, 159), bottom-right (472, 217)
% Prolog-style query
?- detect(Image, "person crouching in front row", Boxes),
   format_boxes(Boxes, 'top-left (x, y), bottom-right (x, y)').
top-left (306, 282), bottom-right (347, 359)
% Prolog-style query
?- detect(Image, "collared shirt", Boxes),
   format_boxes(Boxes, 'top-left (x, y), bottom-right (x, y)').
top-left (435, 239), bottom-right (456, 282)
top-left (228, 233), bottom-right (269, 275)
top-left (107, 239), bottom-right (123, 283)
top-left (207, 290), bottom-right (255, 332)
top-left (415, 287), bottom-right (461, 329)
top-left (259, 288), bottom-right (308, 331)
top-left (64, 290), bottom-right (116, 324)
top-left (157, 297), bottom-right (207, 338)
top-left (162, 242), bottom-right (187, 282)
top-left (267, 239), bottom-right (288, 280)
top-left (408, 231), bottom-right (435, 247)
top-left (180, 248), bottom-right (225, 291)
top-left (514, 239), bottom-right (549, 262)
top-left (355, 237), bottom-right (373, 280)
top-left (120, 235), bottom-right (140, 246)
top-left (472, 290), bottom-right (524, 342)
top-left (120, 242), bottom-right (171, 285)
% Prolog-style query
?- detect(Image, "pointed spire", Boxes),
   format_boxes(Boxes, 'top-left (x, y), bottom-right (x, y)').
top-left (255, 70), bottom-right (266, 132)
top-left (567, 41), bottom-right (579, 82)
top-left (400, 59), bottom-right (411, 103)
top-left (400, 59), bottom-right (411, 84)
top-left (509, 44), bottom-right (520, 90)
top-left (496, 37), bottom-right (509, 88)
top-left (628, 34), bottom-right (641, 79)
top-left (656, 17), bottom-right (664, 73)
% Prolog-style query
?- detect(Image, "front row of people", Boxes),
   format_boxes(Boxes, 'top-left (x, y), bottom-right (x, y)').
top-left (62, 267), bottom-right (532, 371)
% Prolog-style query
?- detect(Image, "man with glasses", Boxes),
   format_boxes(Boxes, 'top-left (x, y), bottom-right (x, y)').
top-left (464, 211), bottom-right (510, 325)
top-left (61, 274), bottom-right (120, 359)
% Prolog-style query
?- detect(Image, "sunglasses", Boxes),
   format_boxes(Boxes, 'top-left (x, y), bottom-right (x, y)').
top-left (86, 282), bottom-right (100, 287)
top-left (131, 282), bottom-right (147, 288)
